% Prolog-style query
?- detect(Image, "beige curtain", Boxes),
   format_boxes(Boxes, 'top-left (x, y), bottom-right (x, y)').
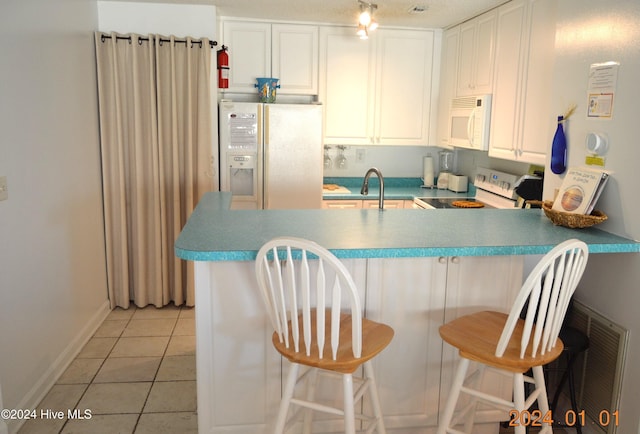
top-left (95, 32), bottom-right (213, 309)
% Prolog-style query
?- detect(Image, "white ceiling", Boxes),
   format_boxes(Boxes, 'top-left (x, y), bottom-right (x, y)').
top-left (122, 0), bottom-right (509, 29)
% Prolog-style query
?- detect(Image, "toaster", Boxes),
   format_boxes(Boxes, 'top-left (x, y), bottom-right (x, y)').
top-left (448, 174), bottom-right (468, 193)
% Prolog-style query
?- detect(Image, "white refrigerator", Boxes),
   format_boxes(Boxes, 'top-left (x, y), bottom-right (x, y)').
top-left (219, 101), bottom-right (323, 209)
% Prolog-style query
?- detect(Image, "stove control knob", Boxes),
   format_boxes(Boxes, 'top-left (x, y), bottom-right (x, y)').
top-left (501, 181), bottom-right (511, 190)
top-left (475, 174), bottom-right (486, 183)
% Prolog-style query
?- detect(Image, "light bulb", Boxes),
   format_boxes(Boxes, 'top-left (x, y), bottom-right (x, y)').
top-left (359, 10), bottom-right (371, 26)
top-left (368, 20), bottom-right (378, 31)
top-left (357, 23), bottom-right (368, 39)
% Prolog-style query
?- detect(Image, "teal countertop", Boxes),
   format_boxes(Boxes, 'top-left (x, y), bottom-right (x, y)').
top-left (322, 177), bottom-right (474, 200)
top-left (175, 192), bottom-right (640, 262)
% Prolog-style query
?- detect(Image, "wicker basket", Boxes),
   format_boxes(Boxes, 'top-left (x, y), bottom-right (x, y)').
top-left (528, 200), bottom-right (608, 228)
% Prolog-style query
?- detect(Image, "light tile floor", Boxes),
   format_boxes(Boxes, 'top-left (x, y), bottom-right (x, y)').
top-left (18, 304), bottom-right (197, 434)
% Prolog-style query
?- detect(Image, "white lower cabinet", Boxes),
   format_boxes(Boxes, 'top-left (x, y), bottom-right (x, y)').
top-left (322, 199), bottom-right (363, 209)
top-left (365, 257), bottom-right (448, 429)
top-left (322, 199), bottom-right (405, 209)
top-left (363, 199), bottom-right (404, 209)
top-left (195, 255), bottom-right (523, 433)
top-left (439, 255), bottom-right (523, 428)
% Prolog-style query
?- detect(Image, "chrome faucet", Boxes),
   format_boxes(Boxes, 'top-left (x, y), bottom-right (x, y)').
top-left (360, 167), bottom-right (385, 209)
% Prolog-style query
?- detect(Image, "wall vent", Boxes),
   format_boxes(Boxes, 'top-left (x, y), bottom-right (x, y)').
top-left (555, 300), bottom-right (629, 434)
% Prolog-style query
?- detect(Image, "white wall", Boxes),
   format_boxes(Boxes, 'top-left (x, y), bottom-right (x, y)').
top-left (0, 0), bottom-right (109, 431)
top-left (322, 145), bottom-right (438, 178)
top-left (544, 1), bottom-right (640, 432)
top-left (322, 145), bottom-right (532, 179)
top-left (97, 1), bottom-right (217, 39)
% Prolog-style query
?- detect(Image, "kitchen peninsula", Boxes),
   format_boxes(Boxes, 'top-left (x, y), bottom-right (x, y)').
top-left (175, 192), bottom-right (638, 434)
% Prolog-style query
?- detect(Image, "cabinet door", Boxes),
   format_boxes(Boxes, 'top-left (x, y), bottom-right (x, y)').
top-left (222, 21), bottom-right (271, 93)
top-left (489, 0), bottom-right (554, 165)
top-left (320, 26), bottom-right (376, 145)
top-left (440, 255), bottom-right (523, 424)
top-left (456, 20), bottom-right (477, 96)
top-left (488, 0), bottom-right (527, 161)
top-left (365, 257), bottom-right (447, 428)
top-left (321, 199), bottom-right (363, 209)
top-left (362, 199), bottom-right (404, 209)
top-left (374, 29), bottom-right (435, 146)
top-left (473, 10), bottom-right (497, 94)
top-left (436, 27), bottom-right (459, 148)
top-left (196, 261), bottom-right (279, 432)
top-left (403, 200), bottom-right (418, 208)
top-left (518, 0), bottom-right (556, 165)
top-left (456, 10), bottom-right (497, 97)
top-left (272, 24), bottom-right (319, 95)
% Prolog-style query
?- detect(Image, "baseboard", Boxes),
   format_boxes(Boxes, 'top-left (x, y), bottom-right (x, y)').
top-left (7, 300), bottom-right (111, 434)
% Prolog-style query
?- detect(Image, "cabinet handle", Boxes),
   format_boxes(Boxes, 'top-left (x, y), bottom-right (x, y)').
top-left (451, 256), bottom-right (460, 264)
top-left (438, 257), bottom-right (447, 264)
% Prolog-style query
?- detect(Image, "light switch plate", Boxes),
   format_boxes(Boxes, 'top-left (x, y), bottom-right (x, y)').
top-left (0, 176), bottom-right (8, 201)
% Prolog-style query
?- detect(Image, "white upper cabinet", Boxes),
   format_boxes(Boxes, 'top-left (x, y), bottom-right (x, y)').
top-left (320, 27), bottom-right (435, 146)
top-left (319, 26), bottom-right (375, 145)
top-left (455, 9), bottom-right (497, 97)
top-left (271, 24), bottom-right (319, 94)
top-left (221, 20), bottom-right (318, 95)
top-left (221, 21), bottom-right (271, 92)
top-left (375, 29), bottom-right (435, 146)
top-left (436, 27), bottom-right (459, 148)
top-left (489, 0), bottom-right (556, 165)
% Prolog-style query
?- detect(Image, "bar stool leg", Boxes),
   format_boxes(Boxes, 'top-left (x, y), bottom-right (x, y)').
top-left (550, 349), bottom-right (584, 433)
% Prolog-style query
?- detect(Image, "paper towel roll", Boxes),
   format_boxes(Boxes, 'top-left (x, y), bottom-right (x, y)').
top-left (423, 156), bottom-right (434, 187)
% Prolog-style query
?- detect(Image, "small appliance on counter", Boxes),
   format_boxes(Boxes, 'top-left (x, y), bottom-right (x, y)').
top-left (448, 174), bottom-right (468, 193)
top-left (514, 171), bottom-right (544, 208)
top-left (436, 150), bottom-right (454, 189)
top-left (422, 154), bottom-right (435, 188)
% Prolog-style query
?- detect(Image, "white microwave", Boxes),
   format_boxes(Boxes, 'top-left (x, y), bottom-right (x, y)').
top-left (449, 94), bottom-right (492, 151)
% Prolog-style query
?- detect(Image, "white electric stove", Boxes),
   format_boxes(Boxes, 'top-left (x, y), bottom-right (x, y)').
top-left (414, 167), bottom-right (520, 210)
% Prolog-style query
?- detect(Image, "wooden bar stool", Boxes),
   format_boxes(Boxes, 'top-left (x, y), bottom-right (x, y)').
top-left (255, 237), bottom-right (394, 434)
top-left (437, 239), bottom-right (589, 434)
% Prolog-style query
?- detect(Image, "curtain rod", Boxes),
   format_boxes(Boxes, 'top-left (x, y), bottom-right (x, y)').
top-left (99, 33), bottom-right (217, 48)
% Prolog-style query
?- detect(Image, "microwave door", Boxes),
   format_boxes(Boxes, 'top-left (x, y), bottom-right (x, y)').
top-left (467, 108), bottom-right (477, 147)
top-left (450, 114), bottom-right (467, 146)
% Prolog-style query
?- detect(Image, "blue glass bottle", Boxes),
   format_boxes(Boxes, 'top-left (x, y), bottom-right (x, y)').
top-left (550, 115), bottom-right (567, 174)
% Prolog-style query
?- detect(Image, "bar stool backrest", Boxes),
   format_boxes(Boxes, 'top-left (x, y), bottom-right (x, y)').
top-left (497, 239), bottom-right (589, 359)
top-left (255, 237), bottom-right (363, 360)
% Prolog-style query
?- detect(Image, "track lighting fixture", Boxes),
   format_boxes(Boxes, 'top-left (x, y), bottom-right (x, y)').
top-left (356, 0), bottom-right (378, 39)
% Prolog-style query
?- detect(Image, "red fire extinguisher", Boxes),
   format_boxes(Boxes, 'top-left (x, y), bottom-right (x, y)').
top-left (217, 45), bottom-right (229, 89)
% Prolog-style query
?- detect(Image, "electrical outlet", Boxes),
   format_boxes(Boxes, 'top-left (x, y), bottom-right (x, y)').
top-left (356, 149), bottom-right (366, 162)
top-left (0, 176), bottom-right (7, 201)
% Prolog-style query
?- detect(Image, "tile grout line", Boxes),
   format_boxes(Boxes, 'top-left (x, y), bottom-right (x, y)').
top-left (56, 306), bottom-right (138, 434)
top-left (21, 304), bottom-right (197, 434)
top-left (132, 307), bottom-right (181, 433)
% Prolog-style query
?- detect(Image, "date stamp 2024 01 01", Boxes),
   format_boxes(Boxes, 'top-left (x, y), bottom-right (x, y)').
top-left (508, 409), bottom-right (620, 428)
